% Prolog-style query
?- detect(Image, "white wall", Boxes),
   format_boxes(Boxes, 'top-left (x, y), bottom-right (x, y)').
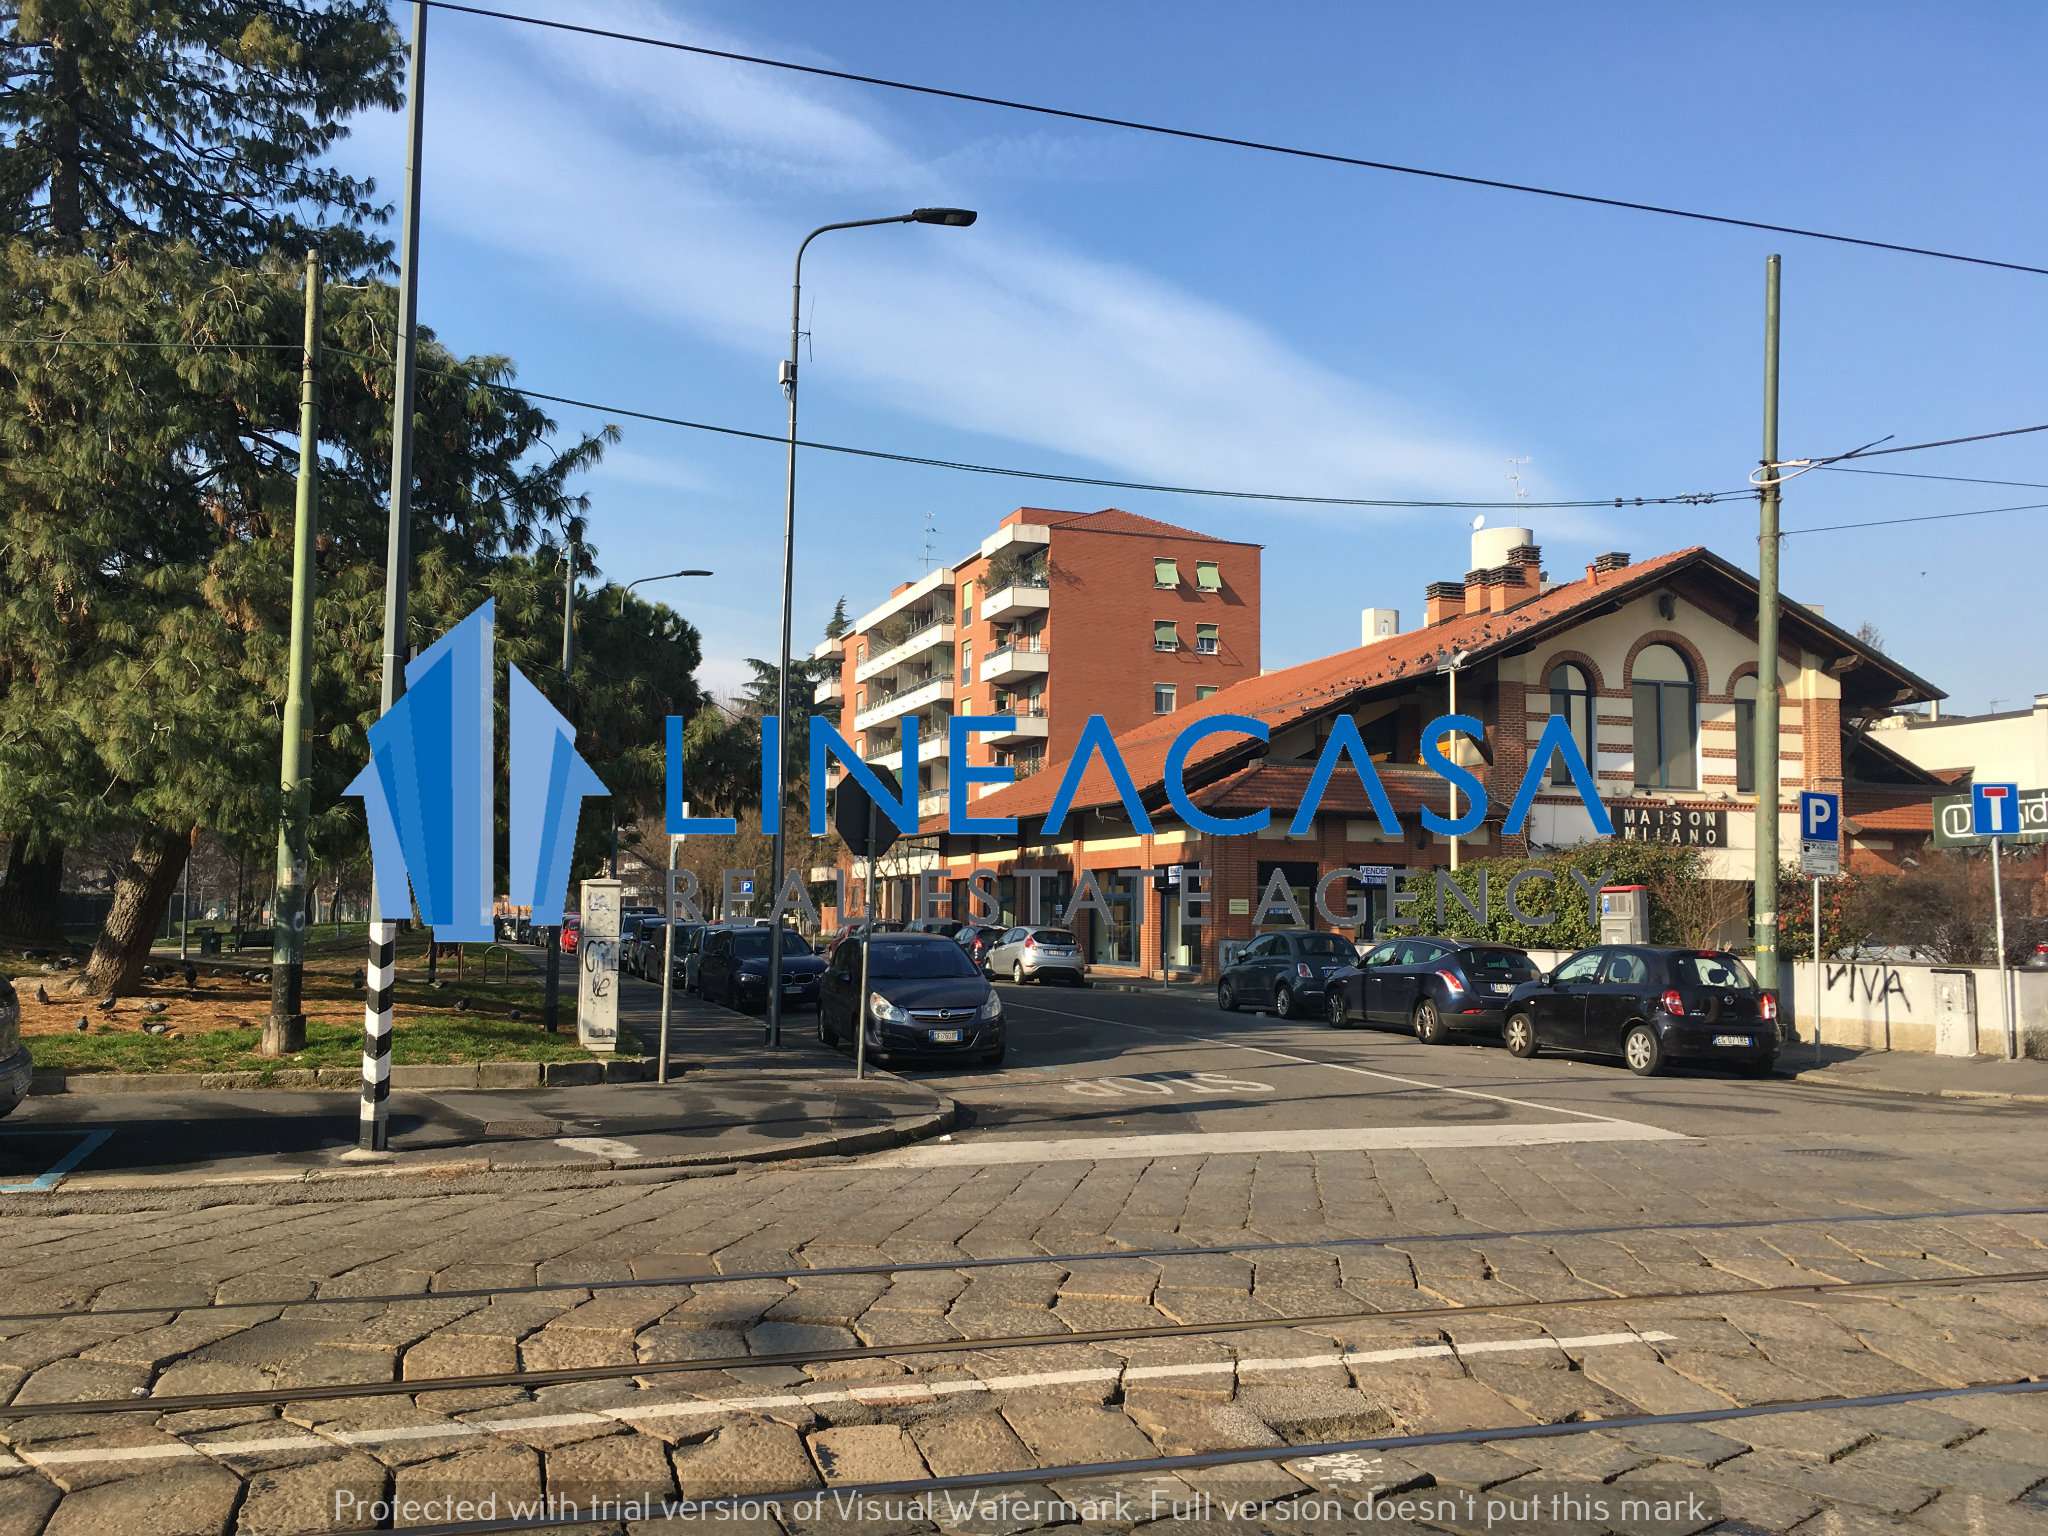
top-left (1780, 958), bottom-right (2048, 1058)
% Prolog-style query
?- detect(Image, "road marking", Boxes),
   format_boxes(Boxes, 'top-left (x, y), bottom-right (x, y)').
top-left (1006, 999), bottom-right (1661, 1128)
top-left (864, 1119), bottom-right (1685, 1167)
top-left (554, 1135), bottom-right (642, 1160)
top-left (0, 1129), bottom-right (112, 1195)
top-left (0, 1330), bottom-right (1670, 1471)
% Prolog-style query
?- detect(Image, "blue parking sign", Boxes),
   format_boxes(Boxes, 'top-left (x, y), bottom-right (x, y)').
top-left (1800, 792), bottom-right (1839, 843)
top-left (1972, 782), bottom-right (2021, 837)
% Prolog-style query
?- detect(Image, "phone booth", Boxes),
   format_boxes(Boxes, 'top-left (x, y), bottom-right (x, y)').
top-left (1600, 884), bottom-right (1650, 945)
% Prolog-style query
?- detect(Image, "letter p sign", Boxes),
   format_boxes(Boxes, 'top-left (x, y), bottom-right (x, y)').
top-left (1800, 791), bottom-right (1838, 842)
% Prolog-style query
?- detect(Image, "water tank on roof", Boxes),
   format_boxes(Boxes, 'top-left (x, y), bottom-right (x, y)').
top-left (1472, 525), bottom-right (1533, 570)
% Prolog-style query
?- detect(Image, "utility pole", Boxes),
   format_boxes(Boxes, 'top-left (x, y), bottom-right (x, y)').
top-left (357, 0), bottom-right (427, 1156)
top-left (1753, 254), bottom-right (1783, 994)
top-left (544, 533), bottom-right (576, 1032)
top-left (264, 251), bottom-right (323, 1058)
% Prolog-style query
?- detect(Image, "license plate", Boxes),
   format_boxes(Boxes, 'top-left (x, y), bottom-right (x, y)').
top-left (784, 982), bottom-right (807, 992)
top-left (929, 1029), bottom-right (962, 1044)
top-left (1490, 984), bottom-right (1513, 994)
top-left (1713, 1034), bottom-right (1751, 1047)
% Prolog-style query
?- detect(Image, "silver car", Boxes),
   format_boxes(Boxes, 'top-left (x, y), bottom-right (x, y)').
top-left (984, 926), bottom-right (1088, 985)
top-left (0, 976), bottom-right (29, 1120)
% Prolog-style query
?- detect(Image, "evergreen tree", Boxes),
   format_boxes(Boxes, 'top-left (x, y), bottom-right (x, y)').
top-left (824, 596), bottom-right (849, 640)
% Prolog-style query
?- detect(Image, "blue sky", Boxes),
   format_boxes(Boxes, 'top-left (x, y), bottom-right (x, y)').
top-left (337, 1), bottom-right (2048, 713)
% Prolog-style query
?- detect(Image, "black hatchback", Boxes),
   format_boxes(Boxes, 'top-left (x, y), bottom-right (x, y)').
top-left (1217, 930), bottom-right (1359, 1020)
top-left (818, 932), bottom-right (1005, 1067)
top-left (1326, 937), bottom-right (1541, 1042)
top-left (698, 927), bottom-right (826, 1013)
top-left (1503, 945), bottom-right (1780, 1075)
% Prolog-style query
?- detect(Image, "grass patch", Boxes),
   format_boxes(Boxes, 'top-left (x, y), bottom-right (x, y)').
top-left (30, 1012), bottom-right (634, 1075)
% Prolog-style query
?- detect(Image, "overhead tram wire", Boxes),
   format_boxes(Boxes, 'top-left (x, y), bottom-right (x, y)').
top-left (1819, 465), bottom-right (2048, 492)
top-left (1785, 499), bottom-right (2048, 536)
top-left (420, 0), bottom-right (2048, 280)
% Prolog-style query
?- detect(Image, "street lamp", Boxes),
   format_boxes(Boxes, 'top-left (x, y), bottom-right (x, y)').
top-left (765, 206), bottom-right (978, 1050)
top-left (1436, 650), bottom-right (1471, 870)
top-left (605, 570), bottom-right (713, 873)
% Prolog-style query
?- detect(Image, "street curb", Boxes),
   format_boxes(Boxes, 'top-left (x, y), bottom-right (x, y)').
top-left (1784, 1068), bottom-right (2048, 1107)
top-left (28, 1058), bottom-right (656, 1095)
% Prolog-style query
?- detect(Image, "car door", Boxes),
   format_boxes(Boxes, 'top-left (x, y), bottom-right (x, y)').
top-left (821, 939), bottom-right (858, 1039)
top-left (1586, 949), bottom-right (1651, 1056)
top-left (1379, 940), bottom-right (1441, 1023)
top-left (1238, 934), bottom-right (1279, 997)
top-left (1535, 949), bottom-right (1603, 1051)
top-left (1353, 942), bottom-right (1398, 1020)
top-left (704, 932), bottom-right (731, 1001)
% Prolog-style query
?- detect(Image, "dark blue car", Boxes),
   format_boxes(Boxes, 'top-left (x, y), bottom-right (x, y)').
top-left (699, 927), bottom-right (825, 1013)
top-left (1217, 930), bottom-right (1360, 1019)
top-left (1326, 937), bottom-right (1541, 1042)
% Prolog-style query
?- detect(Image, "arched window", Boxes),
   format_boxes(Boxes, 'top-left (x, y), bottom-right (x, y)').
top-left (1632, 644), bottom-right (1696, 790)
top-left (1546, 663), bottom-right (1594, 784)
top-left (1733, 674), bottom-right (1758, 794)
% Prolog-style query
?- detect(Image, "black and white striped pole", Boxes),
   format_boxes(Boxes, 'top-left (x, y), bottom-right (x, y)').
top-left (360, 921), bottom-right (396, 1150)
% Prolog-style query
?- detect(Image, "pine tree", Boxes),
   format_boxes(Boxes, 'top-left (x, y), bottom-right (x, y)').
top-left (825, 596), bottom-right (849, 640)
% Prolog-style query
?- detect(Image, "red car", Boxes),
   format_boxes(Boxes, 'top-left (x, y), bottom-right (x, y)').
top-left (559, 916), bottom-right (581, 953)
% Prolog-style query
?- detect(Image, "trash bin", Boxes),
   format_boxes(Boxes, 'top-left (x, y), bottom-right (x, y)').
top-left (199, 932), bottom-right (222, 956)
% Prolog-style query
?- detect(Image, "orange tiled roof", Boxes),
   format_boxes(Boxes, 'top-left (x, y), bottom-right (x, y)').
top-left (1042, 507), bottom-right (1261, 546)
top-left (940, 545), bottom-right (1706, 833)
top-left (1845, 788), bottom-right (1941, 834)
top-left (1195, 762), bottom-right (1497, 823)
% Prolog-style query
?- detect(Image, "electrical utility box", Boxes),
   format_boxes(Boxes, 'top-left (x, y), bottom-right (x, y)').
top-left (1599, 884), bottom-right (1650, 945)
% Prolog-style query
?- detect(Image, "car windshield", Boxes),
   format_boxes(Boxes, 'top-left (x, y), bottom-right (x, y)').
top-left (1465, 948), bottom-right (1540, 981)
top-left (1296, 934), bottom-right (1355, 959)
top-left (1682, 952), bottom-right (1757, 989)
top-left (1032, 930), bottom-right (1078, 946)
top-left (730, 931), bottom-right (812, 960)
top-left (869, 940), bottom-right (978, 979)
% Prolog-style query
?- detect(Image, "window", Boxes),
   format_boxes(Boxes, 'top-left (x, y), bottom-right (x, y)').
top-left (857, 688), bottom-right (867, 710)
top-left (1631, 644), bottom-right (1697, 790)
top-left (1154, 557), bottom-right (1180, 588)
top-left (1196, 685), bottom-right (1219, 701)
top-left (1154, 683), bottom-right (1177, 714)
top-left (1601, 951), bottom-right (1649, 985)
top-left (1547, 662), bottom-right (1595, 785)
top-left (857, 639), bottom-right (867, 662)
top-left (960, 641), bottom-right (972, 683)
top-left (1733, 674), bottom-right (1758, 794)
top-left (1196, 622), bottom-right (1220, 655)
top-left (1154, 620), bottom-right (1178, 652)
top-left (960, 581), bottom-right (973, 623)
top-left (1554, 951), bottom-right (1603, 984)
top-left (1195, 560), bottom-right (1222, 592)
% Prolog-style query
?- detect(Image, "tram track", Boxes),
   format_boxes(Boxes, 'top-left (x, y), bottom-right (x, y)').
top-left (4, 1260), bottom-right (2044, 1420)
top-left (0, 1200), bottom-right (2041, 1325)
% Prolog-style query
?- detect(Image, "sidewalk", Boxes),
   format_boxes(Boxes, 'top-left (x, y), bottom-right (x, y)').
top-left (0, 974), bottom-right (953, 1194)
top-left (1783, 1043), bottom-right (2048, 1105)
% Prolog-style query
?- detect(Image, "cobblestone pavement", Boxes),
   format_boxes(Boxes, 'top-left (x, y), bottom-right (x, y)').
top-left (4, 996), bottom-right (2048, 1532)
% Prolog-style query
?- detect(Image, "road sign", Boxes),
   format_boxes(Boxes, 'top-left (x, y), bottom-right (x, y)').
top-left (833, 765), bottom-right (903, 860)
top-left (1933, 786), bottom-right (2047, 847)
top-left (1799, 791), bottom-right (1840, 877)
top-left (738, 877), bottom-right (755, 897)
top-left (1973, 782), bottom-right (2022, 838)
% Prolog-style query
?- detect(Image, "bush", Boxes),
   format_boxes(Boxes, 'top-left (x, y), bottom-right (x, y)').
top-left (1385, 841), bottom-right (1707, 950)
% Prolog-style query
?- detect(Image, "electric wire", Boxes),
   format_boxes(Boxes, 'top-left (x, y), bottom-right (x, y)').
top-left (1819, 465), bottom-right (2048, 492)
top-left (419, 0), bottom-right (2048, 279)
top-left (1785, 499), bottom-right (2048, 535)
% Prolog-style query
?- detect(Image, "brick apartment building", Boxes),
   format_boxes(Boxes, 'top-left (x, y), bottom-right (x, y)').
top-left (854, 530), bottom-right (1950, 979)
top-left (811, 506), bottom-right (1261, 825)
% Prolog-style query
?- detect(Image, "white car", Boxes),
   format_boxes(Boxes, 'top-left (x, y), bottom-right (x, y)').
top-left (984, 926), bottom-right (1088, 985)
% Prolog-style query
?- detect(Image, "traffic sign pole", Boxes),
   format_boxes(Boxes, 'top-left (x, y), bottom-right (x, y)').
top-left (1993, 834), bottom-right (2014, 1061)
top-left (1812, 876), bottom-right (1822, 1063)
top-left (855, 801), bottom-right (875, 1083)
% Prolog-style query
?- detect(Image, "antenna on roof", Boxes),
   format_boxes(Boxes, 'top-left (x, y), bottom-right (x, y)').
top-left (921, 510), bottom-right (938, 574)
top-left (1471, 514), bottom-right (1486, 532)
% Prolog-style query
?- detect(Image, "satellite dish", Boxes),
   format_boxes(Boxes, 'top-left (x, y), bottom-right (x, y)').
top-left (1471, 514), bottom-right (1486, 531)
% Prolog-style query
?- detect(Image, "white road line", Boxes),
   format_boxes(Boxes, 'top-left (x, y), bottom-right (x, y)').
top-left (0, 1331), bottom-right (1670, 1472)
top-left (1006, 998), bottom-right (1666, 1129)
top-left (863, 1119), bottom-right (1684, 1168)
top-left (554, 1135), bottom-right (642, 1160)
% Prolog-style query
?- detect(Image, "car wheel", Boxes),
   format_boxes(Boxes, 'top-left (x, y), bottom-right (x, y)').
top-left (1013, 961), bottom-right (1026, 985)
top-left (1327, 990), bottom-right (1347, 1027)
top-left (1413, 999), bottom-right (1445, 1045)
top-left (1275, 983), bottom-right (1297, 1020)
top-left (1623, 1024), bottom-right (1664, 1076)
top-left (1218, 979), bottom-right (1238, 1012)
top-left (1504, 1012), bottom-right (1538, 1058)
top-left (817, 1010), bottom-right (833, 1047)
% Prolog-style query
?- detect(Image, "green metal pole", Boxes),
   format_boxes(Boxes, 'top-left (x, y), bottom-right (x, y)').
top-left (265, 250), bottom-right (322, 1057)
top-left (1753, 254), bottom-right (1783, 995)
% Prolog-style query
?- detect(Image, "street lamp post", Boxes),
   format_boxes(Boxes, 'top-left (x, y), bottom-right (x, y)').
top-left (765, 207), bottom-right (976, 1050)
top-left (1436, 650), bottom-right (1470, 870)
top-left (609, 570), bottom-right (713, 873)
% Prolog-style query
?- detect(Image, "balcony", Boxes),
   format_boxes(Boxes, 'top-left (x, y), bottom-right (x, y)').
top-left (982, 580), bottom-right (1050, 623)
top-left (873, 734), bottom-right (950, 775)
top-left (814, 672), bottom-right (844, 705)
top-left (918, 790), bottom-right (950, 822)
top-left (855, 619), bottom-right (956, 684)
top-left (980, 638), bottom-right (1049, 684)
top-left (983, 709), bottom-right (1049, 745)
top-left (978, 520), bottom-right (1051, 560)
top-left (854, 675), bottom-right (955, 734)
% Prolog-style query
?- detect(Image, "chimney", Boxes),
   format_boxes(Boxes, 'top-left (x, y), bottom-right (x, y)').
top-left (1424, 581), bottom-right (1464, 626)
top-left (1499, 544), bottom-right (1543, 606)
top-left (1589, 551), bottom-right (1632, 579)
top-left (1486, 567), bottom-right (1519, 613)
top-left (1361, 607), bottom-right (1401, 644)
top-left (1463, 569), bottom-right (1490, 616)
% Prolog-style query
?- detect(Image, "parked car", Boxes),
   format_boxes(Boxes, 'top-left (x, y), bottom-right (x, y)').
top-left (1217, 930), bottom-right (1359, 1018)
top-left (682, 924), bottom-right (723, 995)
top-left (955, 924), bottom-right (1005, 969)
top-left (906, 918), bottom-right (966, 939)
top-left (1326, 938), bottom-right (1541, 1042)
top-left (617, 915), bottom-right (655, 976)
top-left (1502, 945), bottom-right (1779, 1076)
top-left (698, 926), bottom-right (826, 1013)
top-left (0, 977), bottom-right (29, 1120)
top-left (818, 932), bottom-right (1004, 1066)
top-left (827, 920), bottom-right (903, 957)
top-left (558, 916), bottom-right (581, 954)
top-left (630, 920), bottom-right (700, 981)
top-left (984, 926), bottom-right (1087, 985)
